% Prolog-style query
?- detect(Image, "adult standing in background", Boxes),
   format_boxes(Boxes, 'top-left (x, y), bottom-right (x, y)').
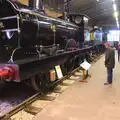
top-left (117, 43), bottom-right (120, 62)
top-left (104, 43), bottom-right (115, 85)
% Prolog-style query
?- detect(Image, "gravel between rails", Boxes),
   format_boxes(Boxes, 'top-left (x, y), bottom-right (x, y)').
top-left (0, 82), bottom-right (36, 117)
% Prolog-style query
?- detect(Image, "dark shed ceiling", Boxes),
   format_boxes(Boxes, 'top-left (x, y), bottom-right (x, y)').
top-left (43, 0), bottom-right (120, 30)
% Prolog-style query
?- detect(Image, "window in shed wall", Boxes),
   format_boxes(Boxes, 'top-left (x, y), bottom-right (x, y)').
top-left (107, 30), bottom-right (120, 42)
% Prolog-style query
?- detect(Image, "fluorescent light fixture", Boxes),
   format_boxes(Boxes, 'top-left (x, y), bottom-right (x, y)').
top-left (116, 19), bottom-right (118, 24)
top-left (112, 0), bottom-right (119, 29)
top-left (117, 24), bottom-right (119, 28)
top-left (113, 4), bottom-right (117, 11)
top-left (116, 17), bottom-right (118, 21)
top-left (117, 22), bottom-right (119, 26)
top-left (114, 11), bottom-right (118, 17)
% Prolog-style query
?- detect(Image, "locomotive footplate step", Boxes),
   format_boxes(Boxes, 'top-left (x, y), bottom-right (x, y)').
top-left (24, 106), bottom-right (42, 115)
top-left (60, 80), bottom-right (75, 86)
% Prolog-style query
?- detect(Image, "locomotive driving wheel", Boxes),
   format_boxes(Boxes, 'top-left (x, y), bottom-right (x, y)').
top-left (31, 74), bottom-right (43, 92)
top-left (64, 56), bottom-right (76, 73)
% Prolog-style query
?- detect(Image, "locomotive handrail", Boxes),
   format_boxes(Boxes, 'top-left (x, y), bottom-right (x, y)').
top-left (8, 47), bottom-right (22, 63)
top-left (0, 15), bottom-right (18, 20)
top-left (19, 10), bottom-right (79, 28)
top-left (1, 28), bottom-right (19, 32)
top-left (37, 44), bottom-right (58, 49)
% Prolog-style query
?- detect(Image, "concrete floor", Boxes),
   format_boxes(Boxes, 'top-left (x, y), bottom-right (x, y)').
top-left (33, 54), bottom-right (120, 120)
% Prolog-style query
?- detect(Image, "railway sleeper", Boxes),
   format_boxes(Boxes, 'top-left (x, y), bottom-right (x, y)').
top-left (24, 106), bottom-right (42, 115)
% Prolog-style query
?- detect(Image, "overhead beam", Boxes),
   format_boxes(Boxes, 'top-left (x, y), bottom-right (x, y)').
top-left (88, 5), bottom-right (120, 18)
top-left (77, 0), bottom-right (109, 12)
top-left (88, 8), bottom-right (113, 17)
top-left (100, 24), bottom-right (117, 26)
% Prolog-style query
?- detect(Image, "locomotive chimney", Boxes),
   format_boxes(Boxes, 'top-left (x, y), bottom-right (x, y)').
top-left (29, 0), bottom-right (43, 10)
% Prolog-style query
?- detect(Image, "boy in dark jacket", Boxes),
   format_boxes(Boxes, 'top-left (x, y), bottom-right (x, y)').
top-left (104, 43), bottom-right (115, 85)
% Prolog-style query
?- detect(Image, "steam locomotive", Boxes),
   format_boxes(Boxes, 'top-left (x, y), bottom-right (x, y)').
top-left (0, 0), bottom-right (101, 92)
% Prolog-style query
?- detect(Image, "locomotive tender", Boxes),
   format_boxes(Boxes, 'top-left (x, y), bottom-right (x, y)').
top-left (0, 0), bottom-right (93, 91)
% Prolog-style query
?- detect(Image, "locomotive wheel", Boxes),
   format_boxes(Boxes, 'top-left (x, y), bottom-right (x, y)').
top-left (74, 57), bottom-right (80, 68)
top-left (31, 74), bottom-right (43, 92)
top-left (64, 56), bottom-right (75, 73)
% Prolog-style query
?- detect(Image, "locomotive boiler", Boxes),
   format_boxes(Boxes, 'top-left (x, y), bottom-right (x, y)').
top-left (0, 0), bottom-right (93, 91)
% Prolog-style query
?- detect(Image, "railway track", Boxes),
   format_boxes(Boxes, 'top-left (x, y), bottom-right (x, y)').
top-left (0, 54), bottom-right (103, 120)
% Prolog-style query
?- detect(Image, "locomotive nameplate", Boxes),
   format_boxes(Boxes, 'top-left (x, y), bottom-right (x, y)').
top-left (0, 22), bottom-right (4, 29)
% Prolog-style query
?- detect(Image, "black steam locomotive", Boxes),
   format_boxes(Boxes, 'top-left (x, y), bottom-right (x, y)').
top-left (0, 0), bottom-right (98, 91)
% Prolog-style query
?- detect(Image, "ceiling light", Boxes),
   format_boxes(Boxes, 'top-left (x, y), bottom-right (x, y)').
top-left (117, 24), bottom-right (120, 28)
top-left (117, 21), bottom-right (119, 25)
top-left (116, 17), bottom-right (118, 21)
top-left (113, 4), bottom-right (117, 11)
top-left (114, 11), bottom-right (118, 17)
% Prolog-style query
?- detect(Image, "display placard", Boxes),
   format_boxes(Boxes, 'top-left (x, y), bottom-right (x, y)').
top-left (55, 65), bottom-right (63, 79)
top-left (80, 61), bottom-right (91, 71)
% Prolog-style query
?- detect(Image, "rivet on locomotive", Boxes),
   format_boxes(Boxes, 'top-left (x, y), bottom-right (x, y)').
top-left (0, 0), bottom-right (95, 92)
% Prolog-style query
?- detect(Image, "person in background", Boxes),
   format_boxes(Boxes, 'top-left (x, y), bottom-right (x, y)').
top-left (104, 43), bottom-right (115, 85)
top-left (117, 43), bottom-right (120, 62)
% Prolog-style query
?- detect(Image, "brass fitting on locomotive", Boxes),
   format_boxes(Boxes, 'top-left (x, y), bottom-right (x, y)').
top-left (0, 22), bottom-right (4, 29)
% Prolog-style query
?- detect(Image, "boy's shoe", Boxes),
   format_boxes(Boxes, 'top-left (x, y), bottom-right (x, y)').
top-left (104, 82), bottom-right (109, 85)
top-left (104, 82), bottom-right (112, 85)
